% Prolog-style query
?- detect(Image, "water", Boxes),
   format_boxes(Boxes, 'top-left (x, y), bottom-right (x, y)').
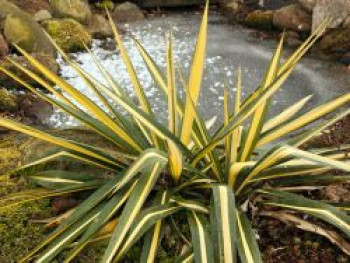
top-left (50, 13), bottom-right (350, 128)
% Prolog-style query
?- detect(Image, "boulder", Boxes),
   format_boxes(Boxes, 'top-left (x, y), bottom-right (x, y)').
top-left (319, 28), bottom-right (350, 53)
top-left (51, 0), bottom-right (92, 25)
top-left (43, 19), bottom-right (92, 53)
top-left (0, 34), bottom-right (9, 57)
top-left (0, 0), bottom-right (55, 55)
top-left (3, 13), bottom-right (55, 55)
top-left (297, 0), bottom-right (317, 12)
top-left (273, 4), bottom-right (312, 33)
top-left (87, 14), bottom-right (113, 39)
top-left (0, 88), bottom-right (17, 112)
top-left (244, 10), bottom-right (274, 30)
top-left (34, 10), bottom-right (52, 23)
top-left (112, 2), bottom-right (145, 23)
top-left (311, 0), bottom-right (350, 33)
top-left (0, 53), bottom-right (59, 89)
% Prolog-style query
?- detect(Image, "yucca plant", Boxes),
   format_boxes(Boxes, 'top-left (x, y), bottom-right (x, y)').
top-left (1, 2), bottom-right (350, 262)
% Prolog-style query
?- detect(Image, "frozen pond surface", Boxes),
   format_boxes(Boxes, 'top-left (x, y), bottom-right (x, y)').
top-left (50, 13), bottom-right (350, 127)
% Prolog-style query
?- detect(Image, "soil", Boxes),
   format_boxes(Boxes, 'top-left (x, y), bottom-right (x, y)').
top-left (302, 114), bottom-right (350, 149)
top-left (255, 217), bottom-right (349, 263)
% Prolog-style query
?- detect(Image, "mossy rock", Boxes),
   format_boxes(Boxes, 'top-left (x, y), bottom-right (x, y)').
top-left (244, 10), bottom-right (275, 30)
top-left (43, 18), bottom-right (92, 53)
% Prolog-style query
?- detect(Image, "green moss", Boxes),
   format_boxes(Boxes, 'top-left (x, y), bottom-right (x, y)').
top-left (43, 18), bottom-right (92, 53)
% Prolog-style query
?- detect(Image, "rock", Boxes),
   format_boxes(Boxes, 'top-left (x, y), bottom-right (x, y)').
top-left (297, 0), bottom-right (317, 12)
top-left (0, 34), bottom-right (9, 57)
top-left (0, 88), bottom-right (17, 112)
top-left (43, 19), bottom-right (92, 53)
top-left (323, 183), bottom-right (350, 202)
top-left (51, 196), bottom-right (79, 214)
top-left (339, 52), bottom-right (350, 65)
top-left (51, 0), bottom-right (92, 25)
top-left (87, 14), bottom-right (113, 39)
top-left (95, 0), bottom-right (115, 10)
top-left (133, 0), bottom-right (228, 8)
top-left (319, 28), bottom-right (350, 53)
top-left (260, 0), bottom-right (295, 10)
top-left (112, 2), bottom-right (145, 23)
top-left (244, 10), bottom-right (274, 30)
top-left (284, 31), bottom-right (303, 48)
top-left (312, 0), bottom-right (350, 33)
top-left (34, 10), bottom-right (52, 23)
top-left (0, 0), bottom-right (55, 55)
top-left (9, 0), bottom-right (50, 14)
top-left (0, 53), bottom-right (59, 89)
top-left (221, 2), bottom-right (242, 14)
top-left (17, 93), bottom-right (53, 125)
top-left (273, 4), bottom-right (312, 33)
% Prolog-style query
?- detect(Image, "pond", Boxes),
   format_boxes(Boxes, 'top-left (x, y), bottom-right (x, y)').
top-left (49, 12), bottom-right (350, 128)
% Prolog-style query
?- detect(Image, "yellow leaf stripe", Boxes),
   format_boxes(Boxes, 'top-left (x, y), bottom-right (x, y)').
top-left (181, 2), bottom-right (208, 144)
top-left (236, 210), bottom-right (255, 263)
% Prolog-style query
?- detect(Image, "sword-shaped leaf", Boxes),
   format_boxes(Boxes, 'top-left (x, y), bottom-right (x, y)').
top-left (258, 94), bottom-right (350, 147)
top-left (236, 208), bottom-right (263, 263)
top-left (63, 185), bottom-right (134, 262)
top-left (34, 206), bottom-right (102, 262)
top-left (181, 1), bottom-right (208, 145)
top-left (140, 191), bottom-right (170, 263)
top-left (0, 118), bottom-right (122, 169)
top-left (210, 185), bottom-right (237, 263)
top-left (167, 140), bottom-right (183, 184)
top-left (260, 189), bottom-right (350, 237)
top-left (172, 196), bottom-right (209, 214)
top-left (239, 35), bottom-right (284, 162)
top-left (188, 211), bottom-right (214, 263)
top-left (102, 159), bottom-right (167, 262)
top-left (116, 203), bottom-right (181, 261)
top-left (29, 170), bottom-right (104, 189)
top-left (262, 95), bottom-right (313, 133)
top-left (14, 45), bottom-right (142, 152)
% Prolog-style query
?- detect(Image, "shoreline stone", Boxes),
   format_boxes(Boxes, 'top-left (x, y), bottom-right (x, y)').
top-left (112, 2), bottom-right (145, 23)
